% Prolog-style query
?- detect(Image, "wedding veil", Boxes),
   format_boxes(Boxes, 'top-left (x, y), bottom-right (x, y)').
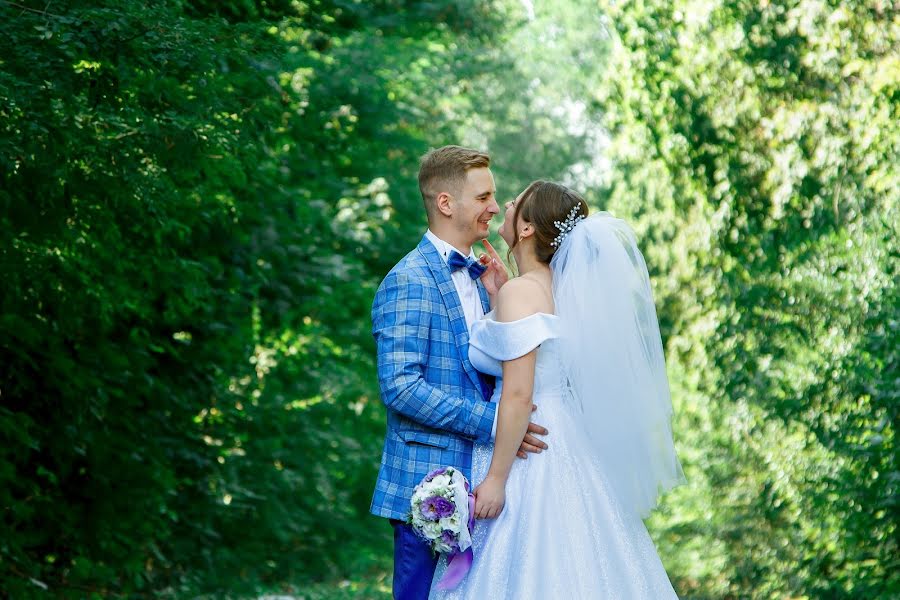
top-left (550, 212), bottom-right (686, 518)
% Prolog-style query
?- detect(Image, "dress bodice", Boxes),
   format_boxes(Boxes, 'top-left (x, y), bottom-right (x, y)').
top-left (469, 310), bottom-right (564, 399)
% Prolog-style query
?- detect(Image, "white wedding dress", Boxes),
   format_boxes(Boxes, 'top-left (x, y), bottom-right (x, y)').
top-left (430, 310), bottom-right (679, 600)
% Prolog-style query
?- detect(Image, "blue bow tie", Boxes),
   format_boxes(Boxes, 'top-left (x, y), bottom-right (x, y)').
top-left (448, 250), bottom-right (487, 280)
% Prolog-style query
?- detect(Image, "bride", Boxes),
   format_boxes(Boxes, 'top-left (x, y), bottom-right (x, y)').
top-left (430, 181), bottom-right (686, 599)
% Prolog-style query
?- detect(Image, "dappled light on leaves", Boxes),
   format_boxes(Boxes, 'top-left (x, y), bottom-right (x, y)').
top-left (1, 0), bottom-right (895, 598)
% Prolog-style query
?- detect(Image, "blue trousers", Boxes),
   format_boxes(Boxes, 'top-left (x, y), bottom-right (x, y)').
top-left (391, 519), bottom-right (438, 600)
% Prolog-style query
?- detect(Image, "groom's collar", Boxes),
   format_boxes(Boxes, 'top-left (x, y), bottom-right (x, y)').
top-left (424, 229), bottom-right (477, 264)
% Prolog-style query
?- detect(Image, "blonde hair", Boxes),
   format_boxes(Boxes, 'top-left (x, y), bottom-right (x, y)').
top-left (418, 145), bottom-right (491, 219)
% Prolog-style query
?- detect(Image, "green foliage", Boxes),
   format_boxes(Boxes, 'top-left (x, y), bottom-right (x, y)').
top-left (0, 0), bottom-right (526, 596)
top-left (1, 0), bottom-right (599, 595)
top-left (1, 0), bottom-right (895, 597)
top-left (593, 1), bottom-right (898, 597)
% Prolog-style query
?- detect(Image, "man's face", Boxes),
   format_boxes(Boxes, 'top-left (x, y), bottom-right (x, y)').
top-left (452, 167), bottom-right (499, 245)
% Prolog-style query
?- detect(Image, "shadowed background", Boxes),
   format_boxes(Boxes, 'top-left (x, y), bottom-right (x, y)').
top-left (1, 0), bottom-right (896, 598)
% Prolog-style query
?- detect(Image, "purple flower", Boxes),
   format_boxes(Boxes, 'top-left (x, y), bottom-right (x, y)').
top-left (425, 467), bottom-right (447, 482)
top-left (441, 530), bottom-right (459, 551)
top-left (421, 495), bottom-right (455, 520)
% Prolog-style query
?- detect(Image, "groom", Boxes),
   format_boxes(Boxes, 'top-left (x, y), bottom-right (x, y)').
top-left (371, 146), bottom-right (548, 599)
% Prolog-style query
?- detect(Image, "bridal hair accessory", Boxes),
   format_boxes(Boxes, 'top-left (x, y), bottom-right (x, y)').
top-left (409, 466), bottom-right (475, 589)
top-left (550, 205), bottom-right (586, 248)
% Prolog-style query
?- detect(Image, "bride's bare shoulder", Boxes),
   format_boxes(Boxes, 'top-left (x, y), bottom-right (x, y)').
top-left (495, 277), bottom-right (551, 322)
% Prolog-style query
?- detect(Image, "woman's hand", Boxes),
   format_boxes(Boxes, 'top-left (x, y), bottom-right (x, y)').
top-left (478, 239), bottom-right (509, 298)
top-left (474, 474), bottom-right (506, 519)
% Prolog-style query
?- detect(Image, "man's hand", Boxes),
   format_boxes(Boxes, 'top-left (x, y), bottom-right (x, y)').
top-left (517, 404), bottom-right (549, 459)
top-left (478, 239), bottom-right (509, 297)
top-left (474, 474), bottom-right (507, 519)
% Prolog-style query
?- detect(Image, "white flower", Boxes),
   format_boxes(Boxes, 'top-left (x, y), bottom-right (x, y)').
top-left (422, 521), bottom-right (442, 539)
top-left (439, 514), bottom-right (461, 532)
top-left (430, 474), bottom-right (451, 488)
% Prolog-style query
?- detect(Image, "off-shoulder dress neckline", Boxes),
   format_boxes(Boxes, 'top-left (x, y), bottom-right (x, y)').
top-left (482, 309), bottom-right (560, 324)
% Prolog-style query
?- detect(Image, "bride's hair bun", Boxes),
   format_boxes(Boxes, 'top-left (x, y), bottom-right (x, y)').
top-left (510, 180), bottom-right (590, 264)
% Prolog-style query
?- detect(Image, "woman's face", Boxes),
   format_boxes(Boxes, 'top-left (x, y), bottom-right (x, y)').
top-left (498, 190), bottom-right (524, 247)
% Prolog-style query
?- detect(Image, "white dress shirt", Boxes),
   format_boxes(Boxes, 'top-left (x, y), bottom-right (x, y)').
top-left (425, 229), bottom-right (485, 329)
top-left (425, 230), bottom-right (497, 438)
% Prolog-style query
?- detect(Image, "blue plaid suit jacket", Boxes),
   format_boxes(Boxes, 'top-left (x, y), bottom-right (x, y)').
top-left (370, 236), bottom-right (497, 521)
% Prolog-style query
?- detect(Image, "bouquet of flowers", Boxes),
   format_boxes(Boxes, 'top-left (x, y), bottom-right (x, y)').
top-left (409, 466), bottom-right (475, 589)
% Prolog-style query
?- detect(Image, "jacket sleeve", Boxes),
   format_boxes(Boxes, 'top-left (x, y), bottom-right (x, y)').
top-left (372, 271), bottom-right (496, 442)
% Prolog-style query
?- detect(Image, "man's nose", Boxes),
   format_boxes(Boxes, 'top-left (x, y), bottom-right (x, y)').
top-left (488, 198), bottom-right (500, 214)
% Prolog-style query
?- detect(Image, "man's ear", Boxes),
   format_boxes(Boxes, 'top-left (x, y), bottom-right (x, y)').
top-left (436, 192), bottom-right (453, 218)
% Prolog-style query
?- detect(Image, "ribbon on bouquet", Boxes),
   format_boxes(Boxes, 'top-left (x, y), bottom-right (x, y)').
top-left (435, 489), bottom-right (476, 590)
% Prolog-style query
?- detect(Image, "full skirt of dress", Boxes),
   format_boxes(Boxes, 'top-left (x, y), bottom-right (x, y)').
top-left (429, 388), bottom-right (679, 600)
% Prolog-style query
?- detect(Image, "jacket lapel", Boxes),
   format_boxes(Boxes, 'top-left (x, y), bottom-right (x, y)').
top-left (417, 236), bottom-right (484, 394)
top-left (476, 280), bottom-right (491, 315)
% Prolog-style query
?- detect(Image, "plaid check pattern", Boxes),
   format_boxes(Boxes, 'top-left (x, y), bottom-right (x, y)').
top-left (370, 236), bottom-right (496, 521)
